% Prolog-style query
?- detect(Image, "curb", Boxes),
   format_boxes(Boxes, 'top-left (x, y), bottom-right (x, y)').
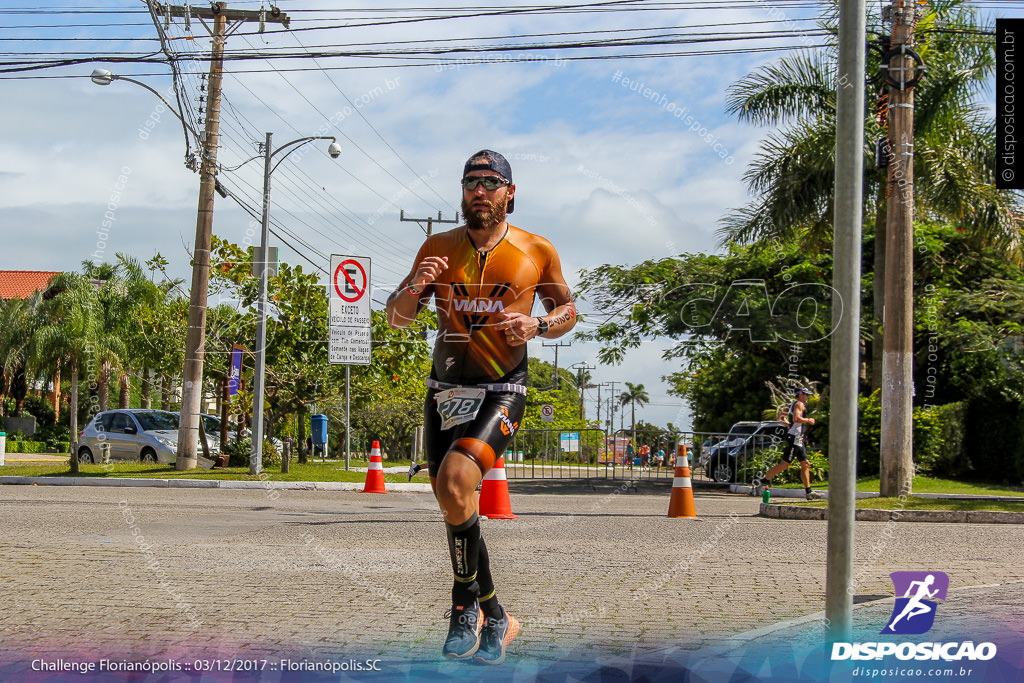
top-left (758, 502), bottom-right (1024, 524)
top-left (730, 484), bottom-right (878, 499)
top-left (0, 476), bottom-right (434, 493)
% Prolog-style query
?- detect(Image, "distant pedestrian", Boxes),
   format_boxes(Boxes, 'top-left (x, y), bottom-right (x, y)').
top-left (761, 387), bottom-right (817, 500)
top-left (656, 448), bottom-right (665, 470)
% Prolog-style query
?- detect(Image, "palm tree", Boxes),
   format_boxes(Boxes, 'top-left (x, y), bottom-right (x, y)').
top-left (722, 0), bottom-right (1023, 389)
top-left (31, 273), bottom-right (97, 473)
top-left (0, 291), bottom-right (45, 417)
top-left (618, 382), bottom-right (649, 445)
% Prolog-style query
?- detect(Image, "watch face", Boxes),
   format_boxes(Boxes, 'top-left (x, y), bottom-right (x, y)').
top-left (537, 317), bottom-right (549, 334)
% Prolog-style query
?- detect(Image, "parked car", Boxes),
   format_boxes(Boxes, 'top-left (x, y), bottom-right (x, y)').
top-left (700, 420), bottom-right (789, 483)
top-left (78, 409), bottom-right (186, 464)
top-left (78, 409), bottom-right (230, 464)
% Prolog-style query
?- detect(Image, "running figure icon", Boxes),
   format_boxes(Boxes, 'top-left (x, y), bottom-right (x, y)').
top-left (886, 574), bottom-right (939, 631)
top-left (882, 571), bottom-right (949, 635)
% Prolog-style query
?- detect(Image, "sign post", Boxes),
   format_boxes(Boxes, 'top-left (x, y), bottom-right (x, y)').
top-left (329, 255), bottom-right (372, 469)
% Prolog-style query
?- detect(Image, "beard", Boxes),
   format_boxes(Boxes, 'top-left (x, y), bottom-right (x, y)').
top-left (462, 194), bottom-right (507, 232)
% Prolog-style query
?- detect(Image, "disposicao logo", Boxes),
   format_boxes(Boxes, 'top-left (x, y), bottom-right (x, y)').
top-left (831, 571), bottom-right (997, 663)
top-left (882, 570), bottom-right (949, 635)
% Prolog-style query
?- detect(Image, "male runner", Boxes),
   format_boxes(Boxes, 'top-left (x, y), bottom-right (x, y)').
top-left (762, 387), bottom-right (817, 500)
top-left (386, 150), bottom-right (576, 664)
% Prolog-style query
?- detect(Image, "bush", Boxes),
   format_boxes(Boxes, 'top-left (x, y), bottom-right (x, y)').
top-left (222, 437), bottom-right (281, 468)
top-left (964, 395), bottom-right (1024, 485)
top-left (737, 445), bottom-right (828, 485)
top-left (34, 423), bottom-right (71, 450)
top-left (914, 402), bottom-right (967, 476)
top-left (854, 391), bottom-right (967, 478)
top-left (6, 440), bottom-right (45, 454)
top-left (23, 395), bottom-right (56, 428)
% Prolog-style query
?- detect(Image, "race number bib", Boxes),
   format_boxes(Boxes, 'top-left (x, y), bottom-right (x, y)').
top-left (436, 387), bottom-right (487, 430)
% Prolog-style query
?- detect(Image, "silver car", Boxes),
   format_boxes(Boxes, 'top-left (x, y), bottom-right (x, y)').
top-left (78, 409), bottom-right (180, 464)
top-left (77, 409), bottom-right (223, 464)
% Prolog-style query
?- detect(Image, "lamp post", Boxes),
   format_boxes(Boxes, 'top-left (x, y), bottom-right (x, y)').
top-left (90, 68), bottom-right (199, 151)
top-left (246, 132), bottom-right (341, 475)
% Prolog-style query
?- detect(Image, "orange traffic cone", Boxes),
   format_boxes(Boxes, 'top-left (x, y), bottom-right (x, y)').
top-left (667, 444), bottom-right (697, 519)
top-left (479, 456), bottom-right (517, 519)
top-left (362, 441), bottom-right (388, 494)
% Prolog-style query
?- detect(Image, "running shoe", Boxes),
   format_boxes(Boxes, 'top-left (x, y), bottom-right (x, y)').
top-left (475, 606), bottom-right (520, 665)
top-left (442, 602), bottom-right (482, 658)
top-left (407, 462), bottom-right (422, 481)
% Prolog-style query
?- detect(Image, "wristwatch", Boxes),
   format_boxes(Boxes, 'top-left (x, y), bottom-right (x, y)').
top-left (535, 317), bottom-right (549, 337)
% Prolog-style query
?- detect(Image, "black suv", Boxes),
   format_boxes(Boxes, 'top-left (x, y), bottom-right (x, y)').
top-left (699, 421), bottom-right (789, 483)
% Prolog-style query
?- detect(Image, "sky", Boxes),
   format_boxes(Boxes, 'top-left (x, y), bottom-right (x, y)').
top-left (0, 0), bottom-right (1012, 430)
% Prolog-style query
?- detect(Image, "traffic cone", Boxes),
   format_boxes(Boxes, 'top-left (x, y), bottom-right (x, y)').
top-left (667, 444), bottom-right (697, 519)
top-left (362, 441), bottom-right (388, 494)
top-left (479, 456), bottom-right (517, 519)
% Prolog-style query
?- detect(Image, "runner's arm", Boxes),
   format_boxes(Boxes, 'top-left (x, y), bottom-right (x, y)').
top-left (386, 255), bottom-right (448, 328)
top-left (793, 401), bottom-right (815, 425)
top-left (534, 244), bottom-right (577, 339)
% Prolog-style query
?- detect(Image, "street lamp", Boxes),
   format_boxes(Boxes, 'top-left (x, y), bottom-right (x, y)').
top-left (242, 132), bottom-right (340, 475)
top-left (90, 68), bottom-right (200, 159)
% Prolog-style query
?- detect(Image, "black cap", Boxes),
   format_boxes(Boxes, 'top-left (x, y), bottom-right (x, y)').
top-left (463, 149), bottom-right (514, 213)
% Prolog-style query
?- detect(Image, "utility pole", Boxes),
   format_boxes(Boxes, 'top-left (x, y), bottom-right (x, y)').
top-left (571, 362), bottom-right (595, 421)
top-left (879, 0), bottom-right (923, 497)
top-left (164, 2), bottom-right (290, 470)
top-left (400, 210), bottom-right (459, 238)
top-left (541, 340), bottom-right (571, 389)
top-left (606, 380), bottom-right (619, 434)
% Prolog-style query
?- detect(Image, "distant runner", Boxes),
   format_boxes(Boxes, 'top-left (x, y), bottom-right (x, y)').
top-left (761, 387), bottom-right (818, 500)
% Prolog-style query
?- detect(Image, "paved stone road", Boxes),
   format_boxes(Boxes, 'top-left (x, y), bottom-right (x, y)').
top-left (2, 482), bottom-right (1022, 680)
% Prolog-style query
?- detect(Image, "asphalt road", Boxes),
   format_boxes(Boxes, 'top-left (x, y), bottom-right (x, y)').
top-left (2, 483), bottom-right (1022, 680)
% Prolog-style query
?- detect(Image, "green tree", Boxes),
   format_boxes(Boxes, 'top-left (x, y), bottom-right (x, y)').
top-left (579, 240), bottom-right (836, 432)
top-left (618, 382), bottom-right (649, 444)
top-left (721, 0), bottom-right (1022, 394)
top-left (0, 290), bottom-right (45, 417)
top-left (31, 272), bottom-right (98, 472)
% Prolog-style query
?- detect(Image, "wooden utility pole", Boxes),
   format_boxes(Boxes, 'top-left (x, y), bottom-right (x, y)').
top-left (400, 210), bottom-right (459, 237)
top-left (880, 0), bottom-right (922, 496)
top-left (542, 340), bottom-right (571, 390)
top-left (163, 2), bottom-right (290, 470)
top-left (571, 363), bottom-right (595, 421)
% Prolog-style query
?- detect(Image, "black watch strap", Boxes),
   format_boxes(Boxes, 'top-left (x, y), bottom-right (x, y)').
top-left (535, 317), bottom-right (549, 336)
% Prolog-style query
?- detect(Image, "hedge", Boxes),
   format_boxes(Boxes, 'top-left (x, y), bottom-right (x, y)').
top-left (855, 391), bottom-right (967, 477)
top-left (4, 440), bottom-right (46, 454)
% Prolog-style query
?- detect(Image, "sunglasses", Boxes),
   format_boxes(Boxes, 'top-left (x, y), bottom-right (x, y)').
top-left (461, 176), bottom-right (510, 191)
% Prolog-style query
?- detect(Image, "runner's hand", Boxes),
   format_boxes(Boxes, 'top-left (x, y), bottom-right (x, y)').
top-left (498, 312), bottom-right (539, 346)
top-left (409, 256), bottom-right (448, 290)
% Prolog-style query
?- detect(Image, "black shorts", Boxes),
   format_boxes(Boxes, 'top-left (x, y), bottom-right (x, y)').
top-left (781, 432), bottom-right (808, 463)
top-left (424, 388), bottom-right (526, 477)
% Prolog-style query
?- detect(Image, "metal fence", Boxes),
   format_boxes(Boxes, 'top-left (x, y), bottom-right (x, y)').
top-left (503, 429), bottom-right (679, 481)
top-left (502, 428), bottom-right (789, 485)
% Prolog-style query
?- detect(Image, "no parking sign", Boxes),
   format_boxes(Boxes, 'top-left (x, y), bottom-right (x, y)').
top-left (329, 255), bottom-right (371, 365)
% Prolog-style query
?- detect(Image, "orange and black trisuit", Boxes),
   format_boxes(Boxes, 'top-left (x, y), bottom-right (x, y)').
top-left (407, 223), bottom-right (570, 477)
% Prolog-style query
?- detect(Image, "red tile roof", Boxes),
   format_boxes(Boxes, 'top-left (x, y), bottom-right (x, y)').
top-left (0, 271), bottom-right (61, 300)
